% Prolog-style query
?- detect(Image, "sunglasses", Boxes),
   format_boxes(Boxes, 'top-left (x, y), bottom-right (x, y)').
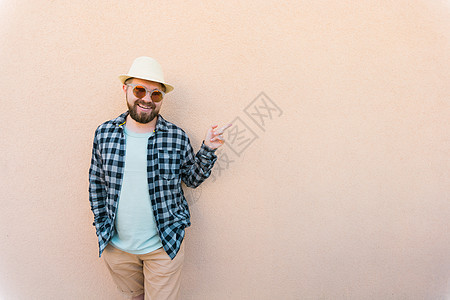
top-left (126, 84), bottom-right (165, 102)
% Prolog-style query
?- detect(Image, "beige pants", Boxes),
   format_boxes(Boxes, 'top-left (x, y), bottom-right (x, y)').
top-left (102, 241), bottom-right (185, 300)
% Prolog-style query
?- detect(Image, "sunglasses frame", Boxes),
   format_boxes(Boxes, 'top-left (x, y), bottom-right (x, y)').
top-left (126, 83), bottom-right (165, 102)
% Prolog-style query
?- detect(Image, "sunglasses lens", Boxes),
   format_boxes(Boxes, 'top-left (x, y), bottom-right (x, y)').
top-left (151, 91), bottom-right (163, 102)
top-left (133, 86), bottom-right (147, 98)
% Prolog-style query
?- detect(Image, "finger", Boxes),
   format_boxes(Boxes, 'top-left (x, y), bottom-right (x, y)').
top-left (216, 123), bottom-right (232, 134)
top-left (210, 136), bottom-right (224, 142)
top-left (209, 125), bottom-right (218, 134)
top-left (211, 131), bottom-right (223, 137)
top-left (211, 139), bottom-right (225, 144)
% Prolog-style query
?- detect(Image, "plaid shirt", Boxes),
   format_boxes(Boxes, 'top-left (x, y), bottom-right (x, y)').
top-left (89, 111), bottom-right (217, 259)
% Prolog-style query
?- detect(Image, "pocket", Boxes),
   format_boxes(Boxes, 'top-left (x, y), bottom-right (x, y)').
top-left (157, 149), bottom-right (181, 180)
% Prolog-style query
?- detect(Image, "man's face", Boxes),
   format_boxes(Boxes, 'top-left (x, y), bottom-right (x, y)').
top-left (123, 78), bottom-right (164, 124)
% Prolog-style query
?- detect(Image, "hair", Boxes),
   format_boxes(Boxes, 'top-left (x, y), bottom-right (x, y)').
top-left (124, 77), bottom-right (167, 93)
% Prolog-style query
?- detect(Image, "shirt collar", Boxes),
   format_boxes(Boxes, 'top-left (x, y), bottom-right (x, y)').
top-left (112, 111), bottom-right (169, 132)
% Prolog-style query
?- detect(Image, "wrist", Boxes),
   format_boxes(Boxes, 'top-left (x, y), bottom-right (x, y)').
top-left (202, 140), bottom-right (217, 152)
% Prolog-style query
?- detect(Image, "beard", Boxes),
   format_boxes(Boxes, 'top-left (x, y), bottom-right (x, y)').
top-left (126, 96), bottom-right (158, 124)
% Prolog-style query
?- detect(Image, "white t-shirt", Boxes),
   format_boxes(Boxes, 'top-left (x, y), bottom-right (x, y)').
top-left (109, 126), bottom-right (163, 254)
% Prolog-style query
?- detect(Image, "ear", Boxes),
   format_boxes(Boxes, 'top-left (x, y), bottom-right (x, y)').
top-left (122, 84), bottom-right (127, 93)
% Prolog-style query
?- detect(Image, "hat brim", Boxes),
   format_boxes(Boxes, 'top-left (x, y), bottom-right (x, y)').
top-left (118, 74), bottom-right (174, 93)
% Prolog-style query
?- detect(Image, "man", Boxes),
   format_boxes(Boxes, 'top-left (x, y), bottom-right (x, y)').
top-left (89, 56), bottom-right (232, 300)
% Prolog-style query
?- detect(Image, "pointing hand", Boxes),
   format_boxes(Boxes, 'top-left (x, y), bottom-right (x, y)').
top-left (204, 123), bottom-right (233, 150)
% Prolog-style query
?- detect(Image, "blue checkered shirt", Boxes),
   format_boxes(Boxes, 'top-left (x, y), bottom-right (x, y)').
top-left (89, 111), bottom-right (218, 259)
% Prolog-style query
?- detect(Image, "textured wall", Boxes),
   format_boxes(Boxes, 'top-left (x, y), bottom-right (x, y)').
top-left (1, 1), bottom-right (449, 299)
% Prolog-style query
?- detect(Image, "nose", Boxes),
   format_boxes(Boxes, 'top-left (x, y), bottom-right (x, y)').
top-left (138, 99), bottom-right (155, 106)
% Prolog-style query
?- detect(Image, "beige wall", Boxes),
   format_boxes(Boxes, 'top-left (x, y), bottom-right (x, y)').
top-left (1, 0), bottom-right (449, 299)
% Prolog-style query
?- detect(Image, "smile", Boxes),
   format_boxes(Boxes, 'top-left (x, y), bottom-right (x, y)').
top-left (137, 103), bottom-right (152, 110)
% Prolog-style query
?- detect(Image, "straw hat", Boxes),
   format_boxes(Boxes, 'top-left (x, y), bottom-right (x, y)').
top-left (118, 56), bottom-right (174, 93)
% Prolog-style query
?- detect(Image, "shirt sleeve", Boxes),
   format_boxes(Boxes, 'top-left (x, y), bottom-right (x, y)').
top-left (180, 137), bottom-right (218, 188)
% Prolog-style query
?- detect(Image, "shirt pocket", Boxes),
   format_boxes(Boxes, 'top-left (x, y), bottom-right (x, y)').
top-left (157, 149), bottom-right (182, 180)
